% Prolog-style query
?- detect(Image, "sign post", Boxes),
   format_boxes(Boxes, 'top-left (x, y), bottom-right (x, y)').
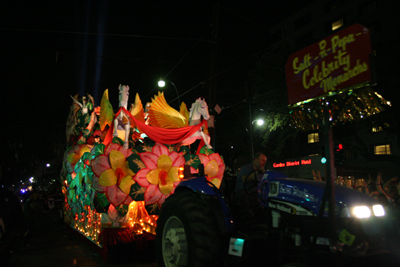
top-left (285, 24), bottom-right (373, 242)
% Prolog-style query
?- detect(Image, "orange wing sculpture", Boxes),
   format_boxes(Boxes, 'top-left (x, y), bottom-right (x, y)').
top-left (146, 92), bottom-right (188, 128)
top-left (180, 102), bottom-right (190, 124)
top-left (129, 93), bottom-right (146, 128)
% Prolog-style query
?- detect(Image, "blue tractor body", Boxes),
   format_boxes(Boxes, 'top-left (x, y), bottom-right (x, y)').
top-left (157, 170), bottom-right (388, 266)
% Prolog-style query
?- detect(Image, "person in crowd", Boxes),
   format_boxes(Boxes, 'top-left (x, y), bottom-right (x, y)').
top-left (232, 153), bottom-right (267, 222)
top-left (22, 191), bottom-right (37, 246)
top-left (0, 184), bottom-right (25, 263)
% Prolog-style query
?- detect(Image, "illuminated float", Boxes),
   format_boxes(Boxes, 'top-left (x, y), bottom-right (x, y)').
top-left (60, 85), bottom-right (225, 256)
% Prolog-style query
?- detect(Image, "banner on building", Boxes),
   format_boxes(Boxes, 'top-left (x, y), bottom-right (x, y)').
top-left (286, 24), bottom-right (372, 105)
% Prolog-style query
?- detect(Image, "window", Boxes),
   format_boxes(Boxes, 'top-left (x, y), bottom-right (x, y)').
top-left (372, 123), bottom-right (389, 132)
top-left (372, 126), bottom-right (383, 132)
top-left (308, 133), bottom-right (319, 143)
top-left (332, 18), bottom-right (344, 31)
top-left (374, 144), bottom-right (391, 155)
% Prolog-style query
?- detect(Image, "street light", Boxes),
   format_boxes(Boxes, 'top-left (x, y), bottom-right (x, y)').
top-left (250, 119), bottom-right (265, 159)
top-left (255, 119), bottom-right (264, 126)
top-left (158, 79), bottom-right (181, 106)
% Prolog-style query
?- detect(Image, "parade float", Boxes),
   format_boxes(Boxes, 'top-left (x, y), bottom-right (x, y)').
top-left (60, 85), bottom-right (224, 256)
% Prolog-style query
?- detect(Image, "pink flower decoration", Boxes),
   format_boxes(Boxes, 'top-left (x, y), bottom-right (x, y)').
top-left (198, 153), bottom-right (225, 188)
top-left (134, 143), bottom-right (185, 207)
top-left (91, 143), bottom-right (134, 207)
top-left (65, 144), bottom-right (91, 174)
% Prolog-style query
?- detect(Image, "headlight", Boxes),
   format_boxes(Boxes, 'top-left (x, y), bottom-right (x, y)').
top-left (353, 206), bottom-right (371, 218)
top-left (372, 204), bottom-right (385, 217)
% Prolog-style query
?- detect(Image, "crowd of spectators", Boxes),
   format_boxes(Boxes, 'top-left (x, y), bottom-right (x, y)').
top-left (0, 184), bottom-right (64, 264)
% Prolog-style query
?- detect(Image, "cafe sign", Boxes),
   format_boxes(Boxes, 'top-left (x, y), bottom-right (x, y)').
top-left (286, 24), bottom-right (372, 105)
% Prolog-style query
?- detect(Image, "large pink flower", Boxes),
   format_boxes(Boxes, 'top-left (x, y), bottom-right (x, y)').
top-left (91, 143), bottom-right (134, 207)
top-left (198, 153), bottom-right (225, 188)
top-left (65, 144), bottom-right (91, 174)
top-left (134, 143), bottom-right (185, 207)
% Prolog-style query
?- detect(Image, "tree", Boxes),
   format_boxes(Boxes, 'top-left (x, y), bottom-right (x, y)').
top-left (245, 42), bottom-right (300, 159)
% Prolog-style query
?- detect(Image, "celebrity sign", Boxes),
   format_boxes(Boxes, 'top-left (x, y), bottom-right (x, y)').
top-left (286, 24), bottom-right (372, 105)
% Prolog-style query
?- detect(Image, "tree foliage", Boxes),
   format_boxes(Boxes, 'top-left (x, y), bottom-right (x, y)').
top-left (246, 42), bottom-right (300, 159)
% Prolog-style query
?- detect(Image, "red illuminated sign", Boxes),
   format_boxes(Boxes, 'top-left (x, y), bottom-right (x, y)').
top-left (273, 159), bottom-right (312, 168)
top-left (286, 24), bottom-right (372, 105)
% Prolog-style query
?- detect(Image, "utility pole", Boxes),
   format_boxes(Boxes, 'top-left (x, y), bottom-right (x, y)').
top-left (208, 3), bottom-right (219, 149)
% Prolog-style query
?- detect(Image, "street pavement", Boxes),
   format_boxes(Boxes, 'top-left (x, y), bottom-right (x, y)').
top-left (7, 207), bottom-right (400, 267)
top-left (7, 209), bottom-right (158, 267)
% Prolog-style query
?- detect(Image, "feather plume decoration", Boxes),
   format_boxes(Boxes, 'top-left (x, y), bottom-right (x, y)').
top-left (99, 89), bottom-right (114, 131)
top-left (147, 92), bottom-right (187, 128)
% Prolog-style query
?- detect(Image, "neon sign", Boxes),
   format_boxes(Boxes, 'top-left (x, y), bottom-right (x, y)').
top-left (273, 159), bottom-right (312, 168)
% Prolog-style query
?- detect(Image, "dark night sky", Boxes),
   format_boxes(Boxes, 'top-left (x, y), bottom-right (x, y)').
top-left (1, 0), bottom-right (310, 162)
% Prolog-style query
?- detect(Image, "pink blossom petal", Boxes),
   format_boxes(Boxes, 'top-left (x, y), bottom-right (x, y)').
top-left (169, 152), bottom-right (185, 167)
top-left (104, 143), bottom-right (133, 157)
top-left (92, 175), bottom-right (106, 193)
top-left (105, 143), bottom-right (133, 158)
top-left (214, 163), bottom-right (226, 179)
top-left (91, 155), bottom-right (111, 177)
top-left (134, 169), bottom-right (150, 187)
top-left (123, 195), bottom-right (133, 205)
top-left (157, 194), bottom-right (166, 207)
top-left (144, 184), bottom-right (163, 205)
top-left (120, 147), bottom-right (133, 158)
top-left (190, 166), bottom-right (198, 174)
top-left (73, 144), bottom-right (83, 154)
top-left (139, 152), bottom-right (158, 169)
top-left (198, 154), bottom-right (210, 166)
top-left (152, 143), bottom-right (169, 157)
top-left (105, 143), bottom-right (122, 155)
top-left (209, 153), bottom-right (224, 166)
top-left (106, 185), bottom-right (128, 207)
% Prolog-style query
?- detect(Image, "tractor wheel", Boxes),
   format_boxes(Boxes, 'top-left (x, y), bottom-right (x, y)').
top-left (156, 189), bottom-right (223, 267)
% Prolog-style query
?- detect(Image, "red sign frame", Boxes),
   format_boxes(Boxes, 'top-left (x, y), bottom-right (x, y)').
top-left (286, 24), bottom-right (372, 105)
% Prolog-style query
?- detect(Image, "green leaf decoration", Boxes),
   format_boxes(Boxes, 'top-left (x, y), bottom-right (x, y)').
top-left (179, 145), bottom-right (191, 155)
top-left (129, 184), bottom-right (145, 202)
top-left (94, 193), bottom-right (110, 213)
top-left (199, 145), bottom-right (213, 156)
top-left (112, 136), bottom-right (125, 146)
top-left (183, 154), bottom-right (201, 170)
top-left (134, 140), bottom-right (154, 153)
top-left (85, 166), bottom-right (93, 184)
top-left (127, 154), bottom-right (144, 173)
top-left (145, 203), bottom-right (160, 216)
top-left (93, 144), bottom-right (105, 158)
top-left (116, 204), bottom-right (129, 216)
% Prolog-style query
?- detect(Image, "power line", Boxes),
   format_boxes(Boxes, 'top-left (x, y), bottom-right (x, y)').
top-left (0, 27), bottom-right (216, 43)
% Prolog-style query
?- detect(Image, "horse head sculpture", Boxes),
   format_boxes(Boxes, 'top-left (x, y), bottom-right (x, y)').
top-left (189, 98), bottom-right (210, 125)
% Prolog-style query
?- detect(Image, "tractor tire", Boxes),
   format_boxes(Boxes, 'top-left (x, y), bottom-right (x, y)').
top-left (156, 189), bottom-right (223, 267)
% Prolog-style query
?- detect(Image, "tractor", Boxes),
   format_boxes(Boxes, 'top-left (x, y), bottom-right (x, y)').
top-left (156, 168), bottom-right (388, 266)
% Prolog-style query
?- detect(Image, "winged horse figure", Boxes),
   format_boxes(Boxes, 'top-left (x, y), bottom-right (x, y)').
top-left (146, 92), bottom-right (212, 149)
top-left (113, 84), bottom-right (130, 149)
top-left (181, 98), bottom-right (212, 149)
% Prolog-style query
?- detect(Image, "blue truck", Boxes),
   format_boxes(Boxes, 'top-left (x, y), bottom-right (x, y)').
top-left (156, 169), bottom-right (388, 266)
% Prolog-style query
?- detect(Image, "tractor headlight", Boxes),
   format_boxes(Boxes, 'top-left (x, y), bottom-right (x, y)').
top-left (353, 206), bottom-right (371, 218)
top-left (341, 205), bottom-right (385, 218)
top-left (372, 204), bottom-right (385, 217)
